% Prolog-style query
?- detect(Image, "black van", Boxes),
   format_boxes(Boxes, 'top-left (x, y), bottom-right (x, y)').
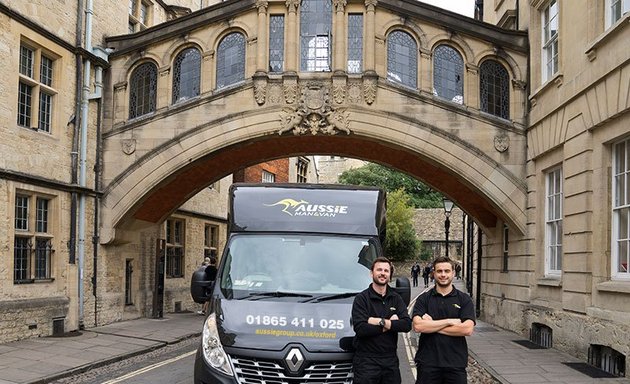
top-left (190, 183), bottom-right (410, 384)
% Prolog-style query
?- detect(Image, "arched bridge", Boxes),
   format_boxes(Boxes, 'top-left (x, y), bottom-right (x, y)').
top-left (100, 0), bottom-right (528, 244)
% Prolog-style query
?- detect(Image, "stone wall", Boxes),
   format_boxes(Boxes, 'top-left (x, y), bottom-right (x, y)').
top-left (0, 297), bottom-right (69, 341)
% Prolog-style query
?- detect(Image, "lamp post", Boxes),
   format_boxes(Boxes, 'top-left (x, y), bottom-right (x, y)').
top-left (443, 198), bottom-right (454, 257)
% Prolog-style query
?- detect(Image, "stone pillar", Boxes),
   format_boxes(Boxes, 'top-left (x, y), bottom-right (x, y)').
top-left (364, 0), bottom-right (377, 73)
top-left (157, 66), bottom-right (171, 109)
top-left (285, 0), bottom-right (299, 73)
top-left (255, 1), bottom-right (268, 73)
top-left (113, 82), bottom-right (127, 125)
top-left (511, 79), bottom-right (527, 125)
top-left (465, 63), bottom-right (479, 109)
top-left (333, 0), bottom-right (347, 73)
top-left (420, 48), bottom-right (432, 96)
top-left (202, 51), bottom-right (215, 90)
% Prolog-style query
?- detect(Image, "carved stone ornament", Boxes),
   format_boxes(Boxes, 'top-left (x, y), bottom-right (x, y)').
top-left (348, 83), bottom-right (362, 104)
top-left (122, 139), bottom-right (136, 155)
top-left (268, 84), bottom-right (283, 104)
top-left (494, 134), bottom-right (510, 153)
top-left (278, 82), bottom-right (351, 136)
top-left (332, 83), bottom-right (346, 104)
top-left (284, 83), bottom-right (299, 104)
top-left (254, 78), bottom-right (267, 105)
top-left (363, 77), bottom-right (377, 105)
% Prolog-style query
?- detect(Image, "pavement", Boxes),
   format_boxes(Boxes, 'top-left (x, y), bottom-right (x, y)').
top-left (0, 281), bottom-right (628, 384)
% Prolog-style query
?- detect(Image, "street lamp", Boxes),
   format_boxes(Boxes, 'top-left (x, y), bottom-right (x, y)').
top-left (443, 198), bottom-right (454, 257)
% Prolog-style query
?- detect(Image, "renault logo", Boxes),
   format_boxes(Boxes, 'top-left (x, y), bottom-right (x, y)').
top-left (285, 348), bottom-right (304, 373)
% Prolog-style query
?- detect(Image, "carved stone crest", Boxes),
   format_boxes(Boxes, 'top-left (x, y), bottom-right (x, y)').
top-left (278, 82), bottom-right (351, 136)
top-left (122, 139), bottom-right (136, 155)
top-left (494, 134), bottom-right (509, 153)
top-left (348, 83), bottom-right (362, 104)
top-left (268, 84), bottom-right (283, 104)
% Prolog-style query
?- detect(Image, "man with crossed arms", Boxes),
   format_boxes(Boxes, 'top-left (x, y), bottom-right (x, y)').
top-left (412, 256), bottom-right (476, 384)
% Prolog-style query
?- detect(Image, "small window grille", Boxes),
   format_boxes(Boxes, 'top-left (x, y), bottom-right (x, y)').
top-left (529, 322), bottom-right (553, 348)
top-left (588, 344), bottom-right (626, 377)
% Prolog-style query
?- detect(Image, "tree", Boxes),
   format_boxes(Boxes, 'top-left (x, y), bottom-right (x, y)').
top-left (338, 163), bottom-right (442, 208)
top-left (384, 189), bottom-right (420, 261)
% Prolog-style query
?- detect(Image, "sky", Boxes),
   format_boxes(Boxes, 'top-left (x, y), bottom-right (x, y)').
top-left (418, 0), bottom-right (475, 18)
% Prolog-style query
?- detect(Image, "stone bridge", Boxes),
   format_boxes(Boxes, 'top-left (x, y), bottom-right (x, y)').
top-left (100, 0), bottom-right (528, 244)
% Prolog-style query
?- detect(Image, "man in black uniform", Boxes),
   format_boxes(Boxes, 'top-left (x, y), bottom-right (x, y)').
top-left (352, 257), bottom-right (412, 384)
top-left (412, 256), bottom-right (475, 384)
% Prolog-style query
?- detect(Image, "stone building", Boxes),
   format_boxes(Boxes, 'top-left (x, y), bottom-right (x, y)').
top-left (475, 0), bottom-right (629, 375)
top-left (412, 208), bottom-right (463, 260)
top-left (0, 0), bottom-right (627, 376)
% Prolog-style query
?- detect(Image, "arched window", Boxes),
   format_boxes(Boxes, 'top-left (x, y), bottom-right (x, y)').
top-left (129, 62), bottom-right (157, 119)
top-left (387, 30), bottom-right (417, 88)
top-left (480, 60), bottom-right (510, 119)
top-left (300, 0), bottom-right (333, 71)
top-left (172, 48), bottom-right (201, 103)
top-left (433, 45), bottom-right (464, 104)
top-left (216, 33), bottom-right (246, 89)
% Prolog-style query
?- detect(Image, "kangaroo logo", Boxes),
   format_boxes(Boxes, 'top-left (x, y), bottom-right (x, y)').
top-left (265, 198), bottom-right (308, 216)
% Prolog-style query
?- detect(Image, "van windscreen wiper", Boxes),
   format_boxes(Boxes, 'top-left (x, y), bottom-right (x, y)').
top-left (244, 291), bottom-right (314, 300)
top-left (301, 292), bottom-right (360, 303)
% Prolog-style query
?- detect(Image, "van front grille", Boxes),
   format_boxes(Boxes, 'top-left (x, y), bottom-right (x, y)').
top-left (230, 356), bottom-right (353, 384)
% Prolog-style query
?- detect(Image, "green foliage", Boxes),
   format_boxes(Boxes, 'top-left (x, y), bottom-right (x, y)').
top-left (338, 163), bottom-right (442, 208)
top-left (384, 189), bottom-right (420, 261)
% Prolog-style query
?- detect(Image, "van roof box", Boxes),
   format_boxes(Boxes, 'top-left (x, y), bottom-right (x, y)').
top-left (229, 183), bottom-right (386, 237)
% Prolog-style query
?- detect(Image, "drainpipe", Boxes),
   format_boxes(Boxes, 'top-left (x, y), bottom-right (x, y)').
top-left (89, 65), bottom-right (104, 326)
top-left (77, 0), bottom-right (95, 329)
top-left (70, 0), bottom-right (85, 266)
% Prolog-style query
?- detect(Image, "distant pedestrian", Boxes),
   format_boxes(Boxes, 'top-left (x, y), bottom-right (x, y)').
top-left (412, 256), bottom-right (476, 384)
top-left (352, 257), bottom-right (412, 384)
top-left (455, 263), bottom-right (462, 280)
top-left (197, 256), bottom-right (217, 315)
top-left (411, 262), bottom-right (421, 287)
top-left (422, 263), bottom-right (431, 287)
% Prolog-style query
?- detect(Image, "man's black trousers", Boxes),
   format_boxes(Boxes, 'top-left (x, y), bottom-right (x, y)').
top-left (353, 355), bottom-right (401, 384)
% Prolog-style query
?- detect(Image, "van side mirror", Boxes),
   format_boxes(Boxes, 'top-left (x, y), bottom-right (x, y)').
top-left (190, 266), bottom-right (214, 304)
top-left (394, 277), bottom-right (411, 307)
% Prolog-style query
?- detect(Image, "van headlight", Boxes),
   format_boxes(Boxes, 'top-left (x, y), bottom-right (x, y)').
top-left (202, 312), bottom-right (234, 376)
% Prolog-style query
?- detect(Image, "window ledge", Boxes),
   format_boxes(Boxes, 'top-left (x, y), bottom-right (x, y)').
top-left (529, 72), bottom-right (563, 107)
top-left (586, 13), bottom-right (630, 61)
top-left (537, 277), bottom-right (562, 287)
top-left (596, 280), bottom-right (630, 294)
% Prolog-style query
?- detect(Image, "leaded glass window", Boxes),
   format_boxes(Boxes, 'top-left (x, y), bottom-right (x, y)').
top-left (216, 33), bottom-right (246, 89)
top-left (542, 0), bottom-right (558, 82)
top-left (13, 193), bottom-right (54, 283)
top-left (545, 168), bottom-right (563, 275)
top-left (387, 30), bottom-right (417, 88)
top-left (433, 45), bottom-right (464, 104)
top-left (613, 139), bottom-right (630, 278)
top-left (300, 0), bottom-right (332, 72)
top-left (172, 48), bottom-right (201, 103)
top-left (347, 14), bottom-right (363, 74)
top-left (269, 15), bottom-right (285, 72)
top-left (129, 62), bottom-right (157, 119)
top-left (480, 60), bottom-right (509, 119)
top-left (17, 43), bottom-right (56, 132)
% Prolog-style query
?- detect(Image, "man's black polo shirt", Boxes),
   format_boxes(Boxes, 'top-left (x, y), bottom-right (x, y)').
top-left (412, 286), bottom-right (475, 368)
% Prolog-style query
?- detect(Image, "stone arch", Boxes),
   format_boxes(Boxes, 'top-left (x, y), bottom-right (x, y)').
top-left (379, 18), bottom-right (428, 50)
top-left (475, 49), bottom-right (524, 83)
top-left (116, 53), bottom-right (162, 85)
top-left (162, 38), bottom-right (206, 65)
top-left (100, 108), bottom-right (527, 244)
top-left (208, 24), bottom-right (252, 53)
top-left (429, 35), bottom-right (474, 64)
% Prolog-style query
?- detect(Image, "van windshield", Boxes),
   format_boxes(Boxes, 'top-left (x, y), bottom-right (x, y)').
top-left (220, 234), bottom-right (379, 297)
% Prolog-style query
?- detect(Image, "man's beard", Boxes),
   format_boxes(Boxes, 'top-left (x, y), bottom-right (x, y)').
top-left (372, 275), bottom-right (389, 286)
